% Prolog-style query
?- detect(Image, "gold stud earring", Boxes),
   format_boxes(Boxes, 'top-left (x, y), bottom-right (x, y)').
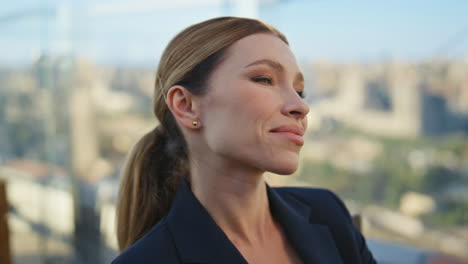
top-left (192, 121), bottom-right (199, 127)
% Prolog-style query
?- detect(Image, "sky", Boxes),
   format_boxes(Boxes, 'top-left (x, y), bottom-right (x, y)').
top-left (1, 0), bottom-right (467, 66)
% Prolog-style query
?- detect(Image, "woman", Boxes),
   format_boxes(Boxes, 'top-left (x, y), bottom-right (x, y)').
top-left (113, 17), bottom-right (376, 264)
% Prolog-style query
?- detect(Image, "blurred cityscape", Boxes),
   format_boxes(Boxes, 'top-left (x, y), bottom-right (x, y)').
top-left (1, 0), bottom-right (468, 263)
top-left (2, 54), bottom-right (468, 263)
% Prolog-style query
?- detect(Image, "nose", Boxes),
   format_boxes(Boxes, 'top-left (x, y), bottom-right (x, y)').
top-left (282, 91), bottom-right (309, 119)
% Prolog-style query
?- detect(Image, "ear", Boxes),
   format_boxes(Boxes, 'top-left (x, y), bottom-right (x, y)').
top-left (166, 85), bottom-right (201, 130)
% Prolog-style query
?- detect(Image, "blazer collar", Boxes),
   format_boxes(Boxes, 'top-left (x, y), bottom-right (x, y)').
top-left (166, 182), bottom-right (343, 264)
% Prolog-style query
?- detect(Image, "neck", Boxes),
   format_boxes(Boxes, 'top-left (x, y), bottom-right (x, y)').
top-left (189, 158), bottom-right (275, 244)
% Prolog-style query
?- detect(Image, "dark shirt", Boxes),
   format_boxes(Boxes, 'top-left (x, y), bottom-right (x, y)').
top-left (113, 183), bottom-right (377, 264)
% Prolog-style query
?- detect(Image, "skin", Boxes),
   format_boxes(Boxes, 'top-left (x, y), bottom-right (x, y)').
top-left (166, 33), bottom-right (309, 264)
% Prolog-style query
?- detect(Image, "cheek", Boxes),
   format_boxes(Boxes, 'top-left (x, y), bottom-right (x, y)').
top-left (232, 88), bottom-right (279, 143)
top-left (208, 82), bottom-right (277, 127)
top-left (203, 85), bottom-right (278, 154)
top-left (207, 101), bottom-right (268, 150)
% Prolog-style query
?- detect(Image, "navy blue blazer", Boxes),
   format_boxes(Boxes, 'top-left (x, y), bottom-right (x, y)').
top-left (113, 183), bottom-right (376, 264)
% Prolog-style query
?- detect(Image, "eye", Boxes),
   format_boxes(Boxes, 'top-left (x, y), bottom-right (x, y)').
top-left (296, 90), bottom-right (306, 99)
top-left (251, 76), bottom-right (273, 85)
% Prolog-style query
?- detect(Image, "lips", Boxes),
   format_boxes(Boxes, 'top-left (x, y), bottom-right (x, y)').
top-left (270, 125), bottom-right (305, 146)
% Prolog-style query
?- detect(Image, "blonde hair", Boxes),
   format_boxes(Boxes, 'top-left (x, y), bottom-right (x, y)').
top-left (116, 16), bottom-right (288, 251)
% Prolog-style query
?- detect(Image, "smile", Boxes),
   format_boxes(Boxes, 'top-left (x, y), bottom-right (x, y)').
top-left (270, 125), bottom-right (305, 146)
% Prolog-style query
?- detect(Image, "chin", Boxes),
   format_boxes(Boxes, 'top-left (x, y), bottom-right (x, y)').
top-left (261, 152), bottom-right (300, 175)
top-left (271, 166), bottom-right (298, 175)
top-left (267, 160), bottom-right (299, 175)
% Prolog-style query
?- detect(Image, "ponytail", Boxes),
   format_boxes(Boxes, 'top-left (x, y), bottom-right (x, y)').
top-left (116, 125), bottom-right (188, 251)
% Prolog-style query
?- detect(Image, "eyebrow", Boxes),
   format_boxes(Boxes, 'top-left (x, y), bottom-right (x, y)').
top-left (245, 59), bottom-right (304, 83)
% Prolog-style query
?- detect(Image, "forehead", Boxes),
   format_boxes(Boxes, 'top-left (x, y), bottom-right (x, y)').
top-left (222, 33), bottom-right (300, 72)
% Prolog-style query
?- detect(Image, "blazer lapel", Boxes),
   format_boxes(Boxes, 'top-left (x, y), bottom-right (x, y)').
top-left (166, 183), bottom-right (247, 264)
top-left (268, 186), bottom-right (344, 264)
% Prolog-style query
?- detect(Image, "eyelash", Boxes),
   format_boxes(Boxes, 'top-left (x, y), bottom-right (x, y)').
top-left (251, 76), bottom-right (273, 85)
top-left (251, 76), bottom-right (306, 99)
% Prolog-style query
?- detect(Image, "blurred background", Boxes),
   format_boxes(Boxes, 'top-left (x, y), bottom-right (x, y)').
top-left (1, 0), bottom-right (467, 263)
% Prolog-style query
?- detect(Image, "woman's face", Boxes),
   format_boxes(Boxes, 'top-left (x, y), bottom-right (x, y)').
top-left (198, 33), bottom-right (309, 175)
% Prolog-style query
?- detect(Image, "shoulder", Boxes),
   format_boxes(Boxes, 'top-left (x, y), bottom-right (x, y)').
top-left (112, 218), bottom-right (180, 264)
top-left (274, 186), bottom-right (353, 221)
top-left (274, 186), bottom-right (356, 238)
top-left (274, 186), bottom-right (377, 263)
top-left (274, 186), bottom-right (339, 201)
